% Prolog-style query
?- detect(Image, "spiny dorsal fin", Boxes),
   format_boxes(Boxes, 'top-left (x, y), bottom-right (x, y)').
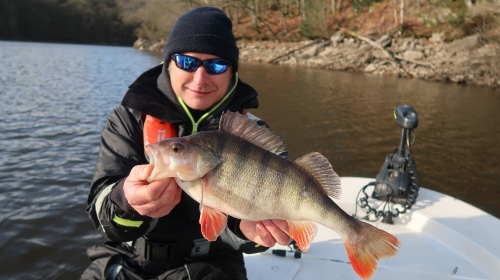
top-left (220, 111), bottom-right (287, 155)
top-left (295, 152), bottom-right (341, 199)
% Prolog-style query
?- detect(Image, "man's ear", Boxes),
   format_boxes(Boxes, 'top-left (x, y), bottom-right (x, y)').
top-left (164, 60), bottom-right (171, 75)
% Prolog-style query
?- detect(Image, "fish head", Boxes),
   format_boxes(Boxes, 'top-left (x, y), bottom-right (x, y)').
top-left (146, 135), bottom-right (222, 182)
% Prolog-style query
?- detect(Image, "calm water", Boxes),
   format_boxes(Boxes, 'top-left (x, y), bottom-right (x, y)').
top-left (0, 41), bottom-right (499, 279)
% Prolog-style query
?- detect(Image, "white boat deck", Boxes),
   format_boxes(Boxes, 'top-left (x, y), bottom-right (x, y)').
top-left (244, 177), bottom-right (500, 280)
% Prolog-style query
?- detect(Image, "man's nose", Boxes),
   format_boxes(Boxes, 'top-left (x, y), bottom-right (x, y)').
top-left (193, 66), bottom-right (210, 84)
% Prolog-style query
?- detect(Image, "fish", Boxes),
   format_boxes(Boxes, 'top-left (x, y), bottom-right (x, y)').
top-left (146, 111), bottom-right (400, 279)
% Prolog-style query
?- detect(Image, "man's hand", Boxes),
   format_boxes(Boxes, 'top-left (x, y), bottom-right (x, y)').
top-left (240, 219), bottom-right (291, 247)
top-left (123, 164), bottom-right (182, 218)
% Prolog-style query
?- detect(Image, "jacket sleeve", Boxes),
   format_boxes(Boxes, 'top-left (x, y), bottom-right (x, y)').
top-left (86, 105), bottom-right (155, 242)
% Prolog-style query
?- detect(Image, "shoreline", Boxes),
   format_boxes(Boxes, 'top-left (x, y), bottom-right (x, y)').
top-left (134, 34), bottom-right (500, 89)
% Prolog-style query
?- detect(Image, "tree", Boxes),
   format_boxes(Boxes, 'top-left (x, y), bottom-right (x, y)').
top-left (300, 0), bottom-right (328, 38)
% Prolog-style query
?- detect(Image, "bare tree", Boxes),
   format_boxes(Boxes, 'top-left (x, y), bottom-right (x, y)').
top-left (250, 0), bottom-right (259, 29)
top-left (301, 0), bottom-right (305, 20)
top-left (224, 0), bottom-right (241, 23)
top-left (274, 0), bottom-right (289, 34)
top-left (394, 0), bottom-right (398, 26)
top-left (293, 0), bottom-right (303, 17)
top-left (400, 0), bottom-right (404, 25)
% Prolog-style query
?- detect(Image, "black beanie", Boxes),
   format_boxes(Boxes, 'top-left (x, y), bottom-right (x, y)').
top-left (163, 6), bottom-right (239, 73)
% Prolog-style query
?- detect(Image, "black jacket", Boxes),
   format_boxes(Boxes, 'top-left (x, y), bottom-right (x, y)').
top-left (86, 65), bottom-right (267, 258)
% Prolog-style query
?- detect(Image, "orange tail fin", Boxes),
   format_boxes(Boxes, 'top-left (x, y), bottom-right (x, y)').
top-left (342, 222), bottom-right (400, 280)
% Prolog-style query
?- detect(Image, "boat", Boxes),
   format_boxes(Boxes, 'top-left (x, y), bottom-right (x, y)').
top-left (244, 105), bottom-right (500, 280)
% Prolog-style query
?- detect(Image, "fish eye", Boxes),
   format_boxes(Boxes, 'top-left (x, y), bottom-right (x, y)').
top-left (171, 143), bottom-right (183, 152)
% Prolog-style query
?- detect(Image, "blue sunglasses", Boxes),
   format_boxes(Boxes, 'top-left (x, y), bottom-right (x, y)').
top-left (171, 54), bottom-right (231, 75)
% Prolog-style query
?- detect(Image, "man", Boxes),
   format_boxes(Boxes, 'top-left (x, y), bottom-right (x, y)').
top-left (83, 6), bottom-right (290, 280)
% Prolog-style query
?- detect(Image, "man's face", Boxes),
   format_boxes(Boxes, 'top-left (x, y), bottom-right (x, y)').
top-left (168, 52), bottom-right (233, 111)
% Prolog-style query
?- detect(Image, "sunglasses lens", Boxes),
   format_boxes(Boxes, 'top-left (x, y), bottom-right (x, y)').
top-left (204, 60), bottom-right (229, 74)
top-left (174, 55), bottom-right (199, 72)
top-left (172, 55), bottom-right (230, 74)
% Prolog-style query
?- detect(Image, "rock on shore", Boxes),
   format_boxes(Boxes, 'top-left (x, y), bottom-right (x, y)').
top-left (134, 34), bottom-right (500, 88)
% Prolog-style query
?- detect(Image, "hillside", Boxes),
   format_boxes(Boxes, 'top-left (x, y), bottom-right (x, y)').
top-left (128, 0), bottom-right (499, 43)
top-left (134, 1), bottom-right (500, 88)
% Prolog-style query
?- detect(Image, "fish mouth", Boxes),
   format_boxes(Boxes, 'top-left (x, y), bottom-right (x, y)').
top-left (146, 145), bottom-right (169, 182)
top-left (146, 145), bottom-right (156, 166)
top-left (146, 144), bottom-right (180, 182)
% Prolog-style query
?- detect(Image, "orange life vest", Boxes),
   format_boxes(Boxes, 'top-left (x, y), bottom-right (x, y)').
top-left (143, 115), bottom-right (177, 157)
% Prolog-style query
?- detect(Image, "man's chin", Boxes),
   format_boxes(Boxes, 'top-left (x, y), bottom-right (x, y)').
top-left (185, 99), bottom-right (216, 111)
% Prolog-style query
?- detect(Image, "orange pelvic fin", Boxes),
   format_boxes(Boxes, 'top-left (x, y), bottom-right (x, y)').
top-left (343, 222), bottom-right (401, 280)
top-left (199, 205), bottom-right (228, 241)
top-left (287, 221), bottom-right (318, 252)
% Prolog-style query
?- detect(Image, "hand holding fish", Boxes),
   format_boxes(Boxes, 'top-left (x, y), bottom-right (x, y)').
top-left (240, 219), bottom-right (291, 247)
top-left (123, 164), bottom-right (182, 218)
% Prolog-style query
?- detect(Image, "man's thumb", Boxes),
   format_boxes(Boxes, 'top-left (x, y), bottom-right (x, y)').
top-left (130, 164), bottom-right (154, 181)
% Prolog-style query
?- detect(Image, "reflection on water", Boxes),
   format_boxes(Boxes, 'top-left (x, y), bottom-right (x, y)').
top-left (0, 41), bottom-right (498, 279)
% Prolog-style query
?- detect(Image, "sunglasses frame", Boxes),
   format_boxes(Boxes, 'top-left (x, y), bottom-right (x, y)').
top-left (171, 54), bottom-right (231, 75)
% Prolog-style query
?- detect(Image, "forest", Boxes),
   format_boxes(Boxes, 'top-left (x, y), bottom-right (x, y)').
top-left (1, 0), bottom-right (498, 45)
top-left (0, 0), bottom-right (140, 45)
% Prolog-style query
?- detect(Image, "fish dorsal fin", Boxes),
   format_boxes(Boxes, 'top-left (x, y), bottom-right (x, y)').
top-left (220, 111), bottom-right (287, 155)
top-left (295, 152), bottom-right (342, 199)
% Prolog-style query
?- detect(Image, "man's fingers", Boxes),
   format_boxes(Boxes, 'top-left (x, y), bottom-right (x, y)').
top-left (123, 164), bottom-right (183, 218)
top-left (125, 165), bottom-right (180, 205)
top-left (255, 222), bottom-right (275, 247)
top-left (154, 179), bottom-right (182, 204)
top-left (263, 220), bottom-right (291, 245)
top-left (135, 178), bottom-right (182, 217)
top-left (146, 178), bottom-right (171, 201)
top-left (147, 187), bottom-right (181, 218)
top-left (271, 219), bottom-right (290, 234)
top-left (143, 204), bottom-right (173, 218)
top-left (239, 219), bottom-right (293, 248)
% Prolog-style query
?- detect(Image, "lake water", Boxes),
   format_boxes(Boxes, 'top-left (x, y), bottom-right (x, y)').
top-left (0, 41), bottom-right (499, 279)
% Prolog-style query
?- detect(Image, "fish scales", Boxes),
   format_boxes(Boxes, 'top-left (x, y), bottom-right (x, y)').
top-left (208, 132), bottom-right (299, 219)
top-left (203, 133), bottom-right (267, 216)
top-left (206, 132), bottom-right (333, 223)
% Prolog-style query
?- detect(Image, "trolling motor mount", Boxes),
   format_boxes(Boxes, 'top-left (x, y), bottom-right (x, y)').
top-left (355, 105), bottom-right (420, 224)
top-left (372, 105), bottom-right (419, 205)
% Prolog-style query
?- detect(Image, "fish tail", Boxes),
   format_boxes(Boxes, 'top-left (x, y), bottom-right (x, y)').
top-left (342, 221), bottom-right (400, 280)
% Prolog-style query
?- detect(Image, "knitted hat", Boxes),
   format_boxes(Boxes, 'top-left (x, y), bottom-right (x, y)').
top-left (163, 7), bottom-right (239, 73)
